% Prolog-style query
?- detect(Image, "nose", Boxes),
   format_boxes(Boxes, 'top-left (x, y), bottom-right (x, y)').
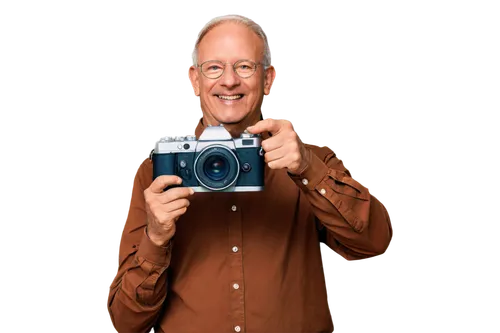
top-left (219, 63), bottom-right (240, 88)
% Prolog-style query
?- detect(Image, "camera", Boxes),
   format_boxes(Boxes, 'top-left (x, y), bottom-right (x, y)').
top-left (152, 124), bottom-right (265, 192)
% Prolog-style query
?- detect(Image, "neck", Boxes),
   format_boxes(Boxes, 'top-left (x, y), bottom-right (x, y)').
top-left (223, 122), bottom-right (252, 138)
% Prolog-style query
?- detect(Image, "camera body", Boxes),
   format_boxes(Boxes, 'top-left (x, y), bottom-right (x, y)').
top-left (152, 125), bottom-right (265, 192)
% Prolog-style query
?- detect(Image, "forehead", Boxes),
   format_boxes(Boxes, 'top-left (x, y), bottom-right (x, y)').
top-left (198, 22), bottom-right (264, 62)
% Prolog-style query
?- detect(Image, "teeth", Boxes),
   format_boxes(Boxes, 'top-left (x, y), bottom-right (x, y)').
top-left (218, 95), bottom-right (242, 100)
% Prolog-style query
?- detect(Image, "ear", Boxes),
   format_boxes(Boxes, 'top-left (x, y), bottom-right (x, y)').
top-left (189, 66), bottom-right (200, 96)
top-left (263, 66), bottom-right (276, 95)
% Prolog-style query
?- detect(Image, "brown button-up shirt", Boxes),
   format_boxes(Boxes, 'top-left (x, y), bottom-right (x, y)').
top-left (108, 118), bottom-right (393, 333)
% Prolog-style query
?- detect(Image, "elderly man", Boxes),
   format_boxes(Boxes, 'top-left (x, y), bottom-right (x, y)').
top-left (108, 15), bottom-right (393, 333)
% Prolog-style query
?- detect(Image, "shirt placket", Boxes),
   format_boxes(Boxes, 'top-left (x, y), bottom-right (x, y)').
top-left (228, 196), bottom-right (245, 333)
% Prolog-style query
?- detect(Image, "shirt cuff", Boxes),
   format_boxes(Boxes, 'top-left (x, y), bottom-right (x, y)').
top-left (288, 148), bottom-right (329, 191)
top-left (136, 229), bottom-right (173, 267)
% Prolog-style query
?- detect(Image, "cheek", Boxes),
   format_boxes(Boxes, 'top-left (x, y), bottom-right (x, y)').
top-left (201, 83), bottom-right (216, 99)
top-left (247, 80), bottom-right (264, 96)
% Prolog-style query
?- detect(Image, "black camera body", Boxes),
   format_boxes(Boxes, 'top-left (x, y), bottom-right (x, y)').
top-left (152, 125), bottom-right (265, 192)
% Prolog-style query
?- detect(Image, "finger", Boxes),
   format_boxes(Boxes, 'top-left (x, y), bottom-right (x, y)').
top-left (163, 198), bottom-right (190, 213)
top-left (246, 118), bottom-right (281, 135)
top-left (261, 135), bottom-right (284, 153)
top-left (267, 154), bottom-right (295, 170)
top-left (267, 156), bottom-right (290, 170)
top-left (161, 207), bottom-right (188, 222)
top-left (159, 186), bottom-right (194, 203)
top-left (263, 147), bottom-right (285, 164)
top-left (150, 175), bottom-right (183, 193)
top-left (267, 148), bottom-right (302, 169)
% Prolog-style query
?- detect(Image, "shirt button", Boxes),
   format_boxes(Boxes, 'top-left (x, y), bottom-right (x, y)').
top-left (234, 326), bottom-right (241, 332)
top-left (233, 283), bottom-right (240, 290)
top-left (320, 188), bottom-right (326, 195)
top-left (232, 246), bottom-right (239, 253)
top-left (231, 205), bottom-right (237, 211)
top-left (302, 178), bottom-right (309, 185)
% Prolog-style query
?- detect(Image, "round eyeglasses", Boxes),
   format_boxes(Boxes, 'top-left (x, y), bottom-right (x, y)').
top-left (198, 59), bottom-right (261, 79)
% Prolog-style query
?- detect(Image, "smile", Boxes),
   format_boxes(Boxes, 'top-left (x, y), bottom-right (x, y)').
top-left (217, 94), bottom-right (243, 100)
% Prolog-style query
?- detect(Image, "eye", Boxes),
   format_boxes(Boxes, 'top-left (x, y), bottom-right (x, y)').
top-left (202, 62), bottom-right (224, 73)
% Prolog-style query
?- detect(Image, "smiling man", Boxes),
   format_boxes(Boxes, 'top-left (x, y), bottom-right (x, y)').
top-left (188, 19), bottom-right (275, 139)
top-left (108, 15), bottom-right (393, 333)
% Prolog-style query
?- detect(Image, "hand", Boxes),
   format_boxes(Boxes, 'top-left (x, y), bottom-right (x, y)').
top-left (143, 175), bottom-right (194, 246)
top-left (246, 118), bottom-right (311, 175)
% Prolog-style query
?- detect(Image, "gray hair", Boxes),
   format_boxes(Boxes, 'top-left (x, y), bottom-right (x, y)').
top-left (192, 15), bottom-right (271, 68)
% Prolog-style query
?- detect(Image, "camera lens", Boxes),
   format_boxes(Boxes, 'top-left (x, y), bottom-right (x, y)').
top-left (194, 145), bottom-right (240, 191)
top-left (204, 155), bottom-right (229, 181)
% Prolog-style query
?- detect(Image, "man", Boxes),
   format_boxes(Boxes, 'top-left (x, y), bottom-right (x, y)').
top-left (108, 15), bottom-right (393, 333)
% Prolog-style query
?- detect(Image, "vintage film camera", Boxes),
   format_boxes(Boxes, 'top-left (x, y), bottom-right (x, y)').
top-left (152, 125), bottom-right (265, 192)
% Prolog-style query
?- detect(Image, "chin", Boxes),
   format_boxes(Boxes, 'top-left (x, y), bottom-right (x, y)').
top-left (220, 119), bottom-right (244, 125)
top-left (215, 112), bottom-right (249, 125)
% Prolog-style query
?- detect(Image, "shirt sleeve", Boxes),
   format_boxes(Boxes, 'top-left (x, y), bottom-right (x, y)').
top-left (108, 158), bottom-right (172, 333)
top-left (288, 145), bottom-right (393, 260)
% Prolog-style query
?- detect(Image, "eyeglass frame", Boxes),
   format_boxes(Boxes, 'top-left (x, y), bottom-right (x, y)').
top-left (197, 59), bottom-right (265, 79)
